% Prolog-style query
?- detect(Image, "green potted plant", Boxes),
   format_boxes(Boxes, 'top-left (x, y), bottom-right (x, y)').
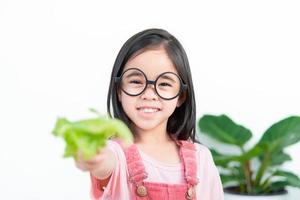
top-left (198, 114), bottom-right (300, 199)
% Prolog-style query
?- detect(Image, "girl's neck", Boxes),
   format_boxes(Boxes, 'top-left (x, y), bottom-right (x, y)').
top-left (133, 124), bottom-right (172, 145)
top-left (132, 124), bottom-right (181, 165)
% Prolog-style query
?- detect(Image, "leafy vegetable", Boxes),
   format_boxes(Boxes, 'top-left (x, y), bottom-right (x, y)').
top-left (52, 110), bottom-right (133, 160)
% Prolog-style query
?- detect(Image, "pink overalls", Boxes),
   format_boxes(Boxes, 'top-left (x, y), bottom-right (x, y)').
top-left (125, 140), bottom-right (199, 200)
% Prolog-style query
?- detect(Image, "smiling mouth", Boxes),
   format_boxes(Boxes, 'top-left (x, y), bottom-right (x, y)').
top-left (137, 107), bottom-right (161, 113)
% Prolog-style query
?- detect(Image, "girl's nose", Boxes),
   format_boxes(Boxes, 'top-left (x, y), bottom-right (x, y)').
top-left (140, 84), bottom-right (158, 100)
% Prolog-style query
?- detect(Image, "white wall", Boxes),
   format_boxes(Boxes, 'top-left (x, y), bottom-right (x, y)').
top-left (0, 0), bottom-right (299, 199)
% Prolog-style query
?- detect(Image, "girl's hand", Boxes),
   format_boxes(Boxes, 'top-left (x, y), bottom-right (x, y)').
top-left (75, 147), bottom-right (116, 180)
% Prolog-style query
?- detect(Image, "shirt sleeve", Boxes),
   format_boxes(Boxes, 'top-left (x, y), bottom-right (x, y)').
top-left (90, 140), bottom-right (131, 200)
top-left (195, 144), bottom-right (224, 200)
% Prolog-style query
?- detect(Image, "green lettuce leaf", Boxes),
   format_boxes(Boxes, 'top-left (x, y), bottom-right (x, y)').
top-left (52, 112), bottom-right (133, 160)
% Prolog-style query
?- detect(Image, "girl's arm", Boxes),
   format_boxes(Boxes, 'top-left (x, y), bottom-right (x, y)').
top-left (85, 140), bottom-right (130, 200)
top-left (196, 144), bottom-right (224, 200)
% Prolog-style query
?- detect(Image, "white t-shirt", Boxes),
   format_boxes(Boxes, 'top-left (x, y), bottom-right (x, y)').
top-left (138, 147), bottom-right (185, 184)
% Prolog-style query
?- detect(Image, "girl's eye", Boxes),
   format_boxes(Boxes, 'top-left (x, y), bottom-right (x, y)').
top-left (159, 82), bottom-right (172, 87)
top-left (129, 80), bottom-right (143, 84)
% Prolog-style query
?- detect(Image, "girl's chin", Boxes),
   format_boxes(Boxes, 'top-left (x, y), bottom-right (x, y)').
top-left (132, 121), bottom-right (163, 132)
top-left (134, 123), bottom-right (159, 131)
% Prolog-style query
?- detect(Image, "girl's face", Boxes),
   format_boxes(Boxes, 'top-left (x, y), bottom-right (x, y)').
top-left (117, 47), bottom-right (185, 134)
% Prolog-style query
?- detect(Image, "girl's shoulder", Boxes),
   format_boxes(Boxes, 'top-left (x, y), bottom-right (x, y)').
top-left (177, 140), bottom-right (214, 163)
top-left (177, 140), bottom-right (215, 164)
top-left (192, 143), bottom-right (218, 170)
top-left (194, 142), bottom-right (212, 155)
top-left (179, 140), bottom-right (212, 156)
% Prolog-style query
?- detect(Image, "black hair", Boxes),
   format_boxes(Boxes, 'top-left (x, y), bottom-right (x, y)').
top-left (107, 28), bottom-right (197, 142)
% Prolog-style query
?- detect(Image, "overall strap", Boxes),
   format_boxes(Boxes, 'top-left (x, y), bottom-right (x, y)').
top-left (177, 140), bottom-right (199, 187)
top-left (124, 144), bottom-right (148, 185)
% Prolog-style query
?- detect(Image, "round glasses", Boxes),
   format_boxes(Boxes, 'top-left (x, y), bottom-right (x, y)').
top-left (114, 68), bottom-right (187, 100)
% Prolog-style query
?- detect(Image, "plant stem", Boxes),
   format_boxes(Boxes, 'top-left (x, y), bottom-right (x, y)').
top-left (243, 160), bottom-right (253, 192)
top-left (240, 147), bottom-right (253, 193)
top-left (254, 153), bottom-right (270, 187)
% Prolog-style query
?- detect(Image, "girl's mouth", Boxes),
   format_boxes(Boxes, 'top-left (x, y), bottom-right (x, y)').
top-left (137, 107), bottom-right (161, 113)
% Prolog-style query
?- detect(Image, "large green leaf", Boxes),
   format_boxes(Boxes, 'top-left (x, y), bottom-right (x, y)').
top-left (198, 115), bottom-right (252, 146)
top-left (273, 170), bottom-right (300, 188)
top-left (261, 151), bottom-right (292, 166)
top-left (267, 181), bottom-right (288, 193)
top-left (257, 116), bottom-right (300, 153)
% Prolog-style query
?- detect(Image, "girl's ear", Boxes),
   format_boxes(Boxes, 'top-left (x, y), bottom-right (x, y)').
top-left (176, 91), bottom-right (187, 107)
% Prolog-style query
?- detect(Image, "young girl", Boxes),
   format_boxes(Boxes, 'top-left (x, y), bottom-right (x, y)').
top-left (75, 28), bottom-right (224, 200)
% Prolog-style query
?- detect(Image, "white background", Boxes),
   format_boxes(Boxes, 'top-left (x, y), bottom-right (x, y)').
top-left (0, 0), bottom-right (299, 199)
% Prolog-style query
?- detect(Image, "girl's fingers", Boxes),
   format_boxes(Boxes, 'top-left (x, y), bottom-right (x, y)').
top-left (76, 158), bottom-right (101, 171)
top-left (75, 160), bottom-right (89, 171)
top-left (85, 154), bottom-right (106, 165)
top-left (75, 151), bottom-right (106, 169)
top-left (75, 148), bottom-right (111, 172)
top-left (85, 147), bottom-right (109, 165)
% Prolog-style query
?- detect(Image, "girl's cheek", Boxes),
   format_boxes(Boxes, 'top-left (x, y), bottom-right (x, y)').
top-left (120, 97), bottom-right (136, 114)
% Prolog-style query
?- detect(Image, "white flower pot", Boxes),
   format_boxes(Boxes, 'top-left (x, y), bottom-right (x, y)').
top-left (225, 192), bottom-right (288, 200)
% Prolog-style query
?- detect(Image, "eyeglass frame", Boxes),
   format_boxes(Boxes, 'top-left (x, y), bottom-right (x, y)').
top-left (114, 67), bottom-right (187, 100)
